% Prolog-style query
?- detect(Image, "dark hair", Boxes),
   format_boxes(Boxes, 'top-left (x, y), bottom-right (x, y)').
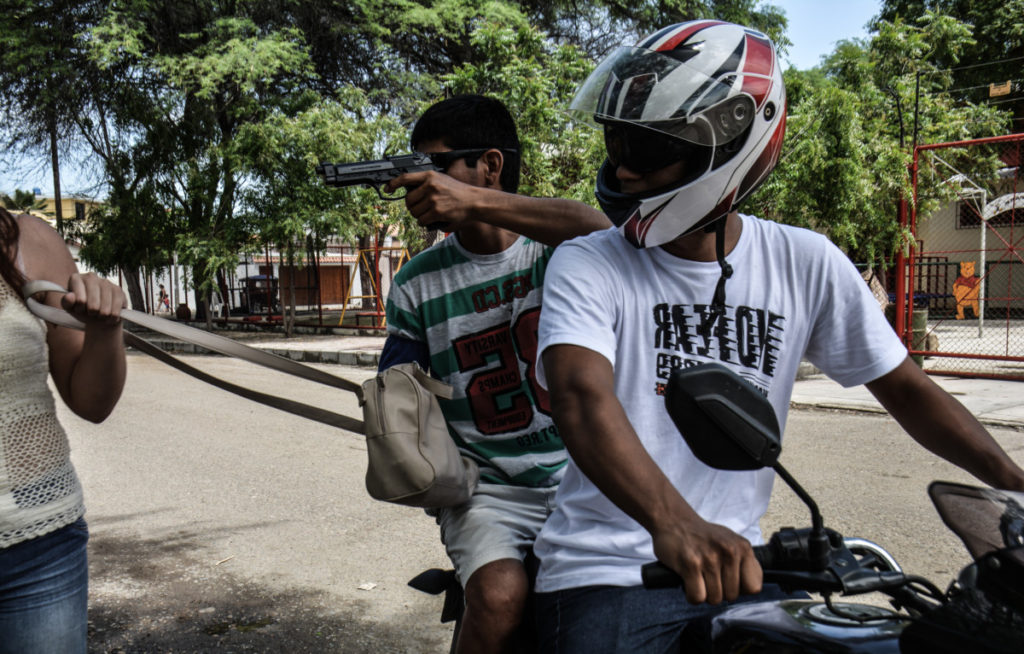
top-left (0, 207), bottom-right (25, 294)
top-left (411, 94), bottom-right (521, 193)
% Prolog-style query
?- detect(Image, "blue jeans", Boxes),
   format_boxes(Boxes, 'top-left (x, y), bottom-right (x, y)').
top-left (535, 582), bottom-right (796, 654)
top-left (0, 518), bottom-right (89, 654)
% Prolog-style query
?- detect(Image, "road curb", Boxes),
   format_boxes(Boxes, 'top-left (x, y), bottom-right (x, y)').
top-left (132, 338), bottom-right (381, 369)
top-left (790, 400), bottom-right (1024, 432)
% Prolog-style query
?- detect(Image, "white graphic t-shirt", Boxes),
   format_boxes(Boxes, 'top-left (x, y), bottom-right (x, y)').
top-left (533, 215), bottom-right (908, 592)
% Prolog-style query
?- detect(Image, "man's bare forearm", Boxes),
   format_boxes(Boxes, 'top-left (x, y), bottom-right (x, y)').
top-left (867, 358), bottom-right (1024, 491)
top-left (468, 191), bottom-right (611, 246)
top-left (545, 345), bottom-right (696, 532)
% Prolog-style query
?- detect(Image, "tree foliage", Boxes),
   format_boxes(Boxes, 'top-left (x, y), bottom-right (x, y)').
top-left (748, 12), bottom-right (1011, 265)
top-left (2, 0), bottom-right (1016, 301)
top-left (877, 0), bottom-right (1024, 127)
top-left (1, 189), bottom-right (50, 215)
top-left (0, 0), bottom-right (105, 232)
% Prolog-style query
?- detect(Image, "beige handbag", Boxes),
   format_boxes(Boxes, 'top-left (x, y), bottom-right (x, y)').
top-left (24, 280), bottom-right (478, 508)
top-left (360, 363), bottom-right (479, 508)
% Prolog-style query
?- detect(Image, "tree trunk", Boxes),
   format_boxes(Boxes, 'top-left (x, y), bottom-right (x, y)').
top-left (50, 124), bottom-right (63, 235)
top-left (204, 296), bottom-right (212, 331)
top-left (216, 268), bottom-right (229, 322)
top-left (192, 265), bottom-right (209, 324)
top-left (121, 266), bottom-right (145, 311)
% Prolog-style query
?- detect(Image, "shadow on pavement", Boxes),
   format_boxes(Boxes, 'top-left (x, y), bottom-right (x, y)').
top-left (86, 524), bottom-right (447, 653)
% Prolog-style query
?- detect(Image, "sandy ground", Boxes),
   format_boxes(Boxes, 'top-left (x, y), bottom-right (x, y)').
top-left (59, 353), bottom-right (1024, 653)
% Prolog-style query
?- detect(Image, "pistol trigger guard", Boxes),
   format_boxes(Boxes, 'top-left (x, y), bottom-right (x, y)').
top-left (376, 185), bottom-right (406, 201)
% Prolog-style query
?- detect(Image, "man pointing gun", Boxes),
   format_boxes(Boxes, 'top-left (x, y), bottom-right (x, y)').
top-left (327, 94), bottom-right (607, 653)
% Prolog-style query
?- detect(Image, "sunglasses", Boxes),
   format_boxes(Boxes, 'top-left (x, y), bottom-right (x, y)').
top-left (425, 148), bottom-right (518, 171)
top-left (602, 123), bottom-right (702, 174)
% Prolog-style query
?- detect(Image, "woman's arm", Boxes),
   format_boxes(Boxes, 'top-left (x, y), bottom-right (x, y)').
top-left (17, 214), bottom-right (126, 423)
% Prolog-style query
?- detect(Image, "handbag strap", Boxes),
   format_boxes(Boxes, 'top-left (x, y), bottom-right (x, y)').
top-left (406, 363), bottom-right (454, 400)
top-left (23, 279), bottom-right (366, 434)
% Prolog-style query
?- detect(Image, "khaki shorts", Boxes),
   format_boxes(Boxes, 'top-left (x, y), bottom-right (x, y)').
top-left (436, 483), bottom-right (558, 587)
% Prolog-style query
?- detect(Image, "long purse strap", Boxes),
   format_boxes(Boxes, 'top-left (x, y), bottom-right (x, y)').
top-left (23, 279), bottom-right (367, 434)
top-left (406, 362), bottom-right (454, 400)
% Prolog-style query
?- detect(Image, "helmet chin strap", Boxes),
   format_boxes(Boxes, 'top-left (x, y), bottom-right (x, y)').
top-left (709, 217), bottom-right (733, 318)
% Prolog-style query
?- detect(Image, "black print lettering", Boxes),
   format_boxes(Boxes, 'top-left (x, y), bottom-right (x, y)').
top-left (653, 304), bottom-right (675, 350)
top-left (472, 276), bottom-right (535, 313)
top-left (693, 305), bottom-right (718, 357)
top-left (650, 303), bottom-right (786, 377)
top-left (763, 312), bottom-right (784, 375)
top-left (515, 424), bottom-right (560, 448)
top-left (736, 306), bottom-right (765, 368)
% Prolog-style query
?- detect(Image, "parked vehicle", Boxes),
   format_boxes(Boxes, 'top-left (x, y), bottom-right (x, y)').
top-left (241, 275), bottom-right (280, 314)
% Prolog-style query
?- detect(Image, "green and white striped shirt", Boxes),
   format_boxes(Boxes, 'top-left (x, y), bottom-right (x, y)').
top-left (385, 235), bottom-right (566, 487)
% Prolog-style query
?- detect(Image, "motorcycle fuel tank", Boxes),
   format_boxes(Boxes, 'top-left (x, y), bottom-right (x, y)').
top-left (709, 599), bottom-right (908, 653)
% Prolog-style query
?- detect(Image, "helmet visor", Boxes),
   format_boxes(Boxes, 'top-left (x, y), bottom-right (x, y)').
top-left (602, 121), bottom-right (710, 175)
top-left (570, 46), bottom-right (757, 146)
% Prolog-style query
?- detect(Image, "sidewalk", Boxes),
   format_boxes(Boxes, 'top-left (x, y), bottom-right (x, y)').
top-left (137, 328), bottom-right (388, 369)
top-left (791, 371), bottom-right (1024, 431)
top-left (134, 328), bottom-right (1024, 430)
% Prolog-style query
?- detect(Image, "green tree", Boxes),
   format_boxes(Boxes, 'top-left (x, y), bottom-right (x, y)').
top-left (877, 0), bottom-right (1024, 129)
top-left (0, 0), bottom-right (104, 233)
top-left (518, 0), bottom-right (789, 58)
top-left (86, 4), bottom-right (316, 317)
top-left (1, 189), bottom-right (50, 215)
top-left (442, 11), bottom-right (604, 204)
top-left (236, 88), bottom-right (408, 330)
top-left (748, 12), bottom-right (1009, 267)
top-left (3, 0), bottom-right (796, 322)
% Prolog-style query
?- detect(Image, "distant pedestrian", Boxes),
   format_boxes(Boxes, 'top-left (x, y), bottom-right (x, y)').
top-left (158, 284), bottom-right (170, 313)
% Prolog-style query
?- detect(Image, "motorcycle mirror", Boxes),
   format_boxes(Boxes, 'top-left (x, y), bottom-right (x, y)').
top-left (665, 363), bottom-right (781, 470)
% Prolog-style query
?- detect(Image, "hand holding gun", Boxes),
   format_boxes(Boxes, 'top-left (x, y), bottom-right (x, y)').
top-left (315, 153), bottom-right (441, 200)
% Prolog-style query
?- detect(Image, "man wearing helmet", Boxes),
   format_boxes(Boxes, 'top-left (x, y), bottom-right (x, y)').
top-left (532, 21), bottom-right (1024, 652)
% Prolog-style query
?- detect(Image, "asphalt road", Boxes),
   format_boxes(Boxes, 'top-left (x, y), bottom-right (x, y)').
top-left (60, 353), bottom-right (1024, 653)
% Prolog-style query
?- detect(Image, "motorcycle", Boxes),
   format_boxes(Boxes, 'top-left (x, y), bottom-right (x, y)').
top-left (410, 362), bottom-right (1024, 653)
top-left (641, 362), bottom-right (1024, 653)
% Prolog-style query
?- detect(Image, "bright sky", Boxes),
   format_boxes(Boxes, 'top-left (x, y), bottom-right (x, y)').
top-left (2, 1), bottom-right (885, 199)
top-left (773, 0), bottom-right (882, 70)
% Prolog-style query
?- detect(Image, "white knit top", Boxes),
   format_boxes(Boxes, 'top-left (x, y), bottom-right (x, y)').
top-left (0, 274), bottom-right (85, 548)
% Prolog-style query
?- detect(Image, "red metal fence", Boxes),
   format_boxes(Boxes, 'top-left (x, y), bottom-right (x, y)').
top-left (901, 134), bottom-right (1024, 379)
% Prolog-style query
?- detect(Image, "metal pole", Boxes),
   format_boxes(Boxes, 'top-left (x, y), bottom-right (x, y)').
top-left (980, 192), bottom-right (986, 338)
top-left (912, 72), bottom-right (920, 150)
top-left (172, 253), bottom-right (179, 310)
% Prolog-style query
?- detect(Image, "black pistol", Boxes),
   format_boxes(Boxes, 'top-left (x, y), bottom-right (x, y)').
top-left (315, 153), bottom-right (440, 200)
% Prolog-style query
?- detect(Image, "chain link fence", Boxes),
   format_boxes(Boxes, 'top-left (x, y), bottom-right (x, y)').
top-left (908, 134), bottom-right (1024, 379)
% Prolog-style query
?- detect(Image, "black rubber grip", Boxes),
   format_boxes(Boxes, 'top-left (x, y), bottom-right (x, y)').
top-left (641, 545), bottom-right (773, 589)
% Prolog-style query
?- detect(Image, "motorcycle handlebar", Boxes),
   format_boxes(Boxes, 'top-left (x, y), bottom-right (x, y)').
top-left (641, 545), bottom-right (774, 589)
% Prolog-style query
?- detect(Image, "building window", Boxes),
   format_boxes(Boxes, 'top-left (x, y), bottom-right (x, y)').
top-left (74, 202), bottom-right (86, 221)
top-left (956, 199), bottom-right (1022, 229)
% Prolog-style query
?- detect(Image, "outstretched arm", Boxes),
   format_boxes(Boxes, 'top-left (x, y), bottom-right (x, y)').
top-left (387, 170), bottom-right (610, 246)
top-left (866, 357), bottom-right (1024, 491)
top-left (543, 343), bottom-right (763, 604)
top-left (18, 215), bottom-right (126, 423)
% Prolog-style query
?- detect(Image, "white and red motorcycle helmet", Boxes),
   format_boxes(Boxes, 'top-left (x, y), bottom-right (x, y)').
top-left (572, 20), bottom-right (787, 247)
